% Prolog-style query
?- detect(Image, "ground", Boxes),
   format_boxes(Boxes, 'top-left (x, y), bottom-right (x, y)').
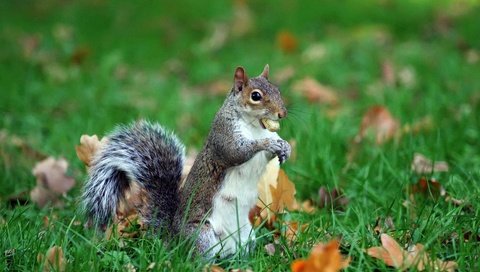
top-left (1, 0), bottom-right (479, 271)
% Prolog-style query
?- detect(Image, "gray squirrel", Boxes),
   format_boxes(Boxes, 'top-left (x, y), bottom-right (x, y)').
top-left (82, 65), bottom-right (291, 258)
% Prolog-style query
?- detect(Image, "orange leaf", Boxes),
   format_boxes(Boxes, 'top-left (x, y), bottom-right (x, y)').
top-left (269, 169), bottom-right (297, 212)
top-left (291, 240), bottom-right (350, 272)
top-left (277, 31), bottom-right (298, 53)
top-left (284, 221), bottom-right (309, 243)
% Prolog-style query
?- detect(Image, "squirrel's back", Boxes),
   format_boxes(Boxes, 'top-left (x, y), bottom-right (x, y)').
top-left (82, 120), bottom-right (185, 228)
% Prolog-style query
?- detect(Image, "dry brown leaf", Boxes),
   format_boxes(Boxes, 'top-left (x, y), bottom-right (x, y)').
top-left (366, 234), bottom-right (457, 271)
top-left (19, 34), bottom-right (41, 59)
top-left (231, 0), bottom-right (254, 38)
top-left (264, 243), bottom-right (276, 256)
top-left (75, 134), bottom-right (107, 168)
top-left (382, 59), bottom-right (396, 86)
top-left (292, 77), bottom-right (339, 105)
top-left (301, 43), bottom-right (327, 63)
top-left (270, 169), bottom-right (298, 212)
top-left (273, 65), bottom-right (295, 84)
top-left (284, 221), bottom-right (309, 243)
top-left (253, 159), bottom-right (298, 227)
top-left (146, 262), bottom-right (156, 270)
top-left (205, 80), bottom-right (231, 96)
top-left (207, 265), bottom-right (225, 272)
top-left (354, 106), bottom-right (400, 145)
top-left (105, 213), bottom-right (145, 240)
top-left (411, 153), bottom-right (449, 174)
top-left (300, 199), bottom-right (316, 213)
top-left (31, 157), bottom-right (75, 208)
top-left (106, 182), bottom-right (148, 239)
top-left (291, 240), bottom-right (350, 272)
top-left (318, 187), bottom-right (349, 210)
top-left (256, 159), bottom-right (280, 210)
top-left (42, 246), bottom-right (66, 272)
top-left (373, 216), bottom-right (395, 235)
top-left (124, 263), bottom-right (136, 272)
top-left (411, 177), bottom-right (446, 198)
top-left (277, 31), bottom-right (298, 53)
top-left (70, 46), bottom-right (90, 65)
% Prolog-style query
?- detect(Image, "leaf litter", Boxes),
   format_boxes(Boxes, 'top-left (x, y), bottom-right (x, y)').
top-left (366, 233), bottom-right (457, 271)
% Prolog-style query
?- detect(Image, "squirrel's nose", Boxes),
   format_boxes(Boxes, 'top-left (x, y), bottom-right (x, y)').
top-left (278, 109), bottom-right (287, 119)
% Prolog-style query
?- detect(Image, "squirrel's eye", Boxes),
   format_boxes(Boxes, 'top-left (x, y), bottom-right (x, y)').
top-left (251, 91), bottom-right (262, 102)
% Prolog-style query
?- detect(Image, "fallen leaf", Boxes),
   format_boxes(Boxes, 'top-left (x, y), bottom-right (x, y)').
top-left (398, 66), bottom-right (416, 88)
top-left (30, 157), bottom-right (75, 207)
top-left (105, 213), bottom-right (145, 240)
top-left (42, 246), bottom-right (66, 272)
top-left (207, 265), bottom-right (225, 272)
top-left (253, 159), bottom-right (298, 228)
top-left (300, 199), bottom-right (316, 213)
top-left (411, 177), bottom-right (446, 198)
top-left (19, 34), bottom-right (41, 59)
top-left (124, 263), bottom-right (136, 272)
top-left (318, 187), bottom-right (349, 210)
top-left (366, 234), bottom-right (457, 271)
top-left (354, 105), bottom-right (400, 145)
top-left (466, 49), bottom-right (479, 64)
top-left (367, 234), bottom-right (405, 268)
top-left (75, 134), bottom-right (107, 168)
top-left (272, 65), bottom-right (295, 84)
top-left (270, 169), bottom-right (298, 212)
top-left (70, 46), bottom-right (90, 65)
top-left (291, 240), bottom-right (350, 272)
top-left (231, 0), bottom-right (254, 37)
top-left (147, 262), bottom-right (156, 270)
top-left (264, 243), bottom-right (276, 256)
top-left (381, 59), bottom-right (396, 86)
top-left (373, 216), bottom-right (395, 235)
top-left (106, 182), bottom-right (148, 240)
top-left (411, 153), bottom-right (449, 174)
top-left (53, 24), bottom-right (74, 42)
top-left (301, 43), bottom-right (327, 63)
top-left (199, 23), bottom-right (228, 52)
top-left (255, 158), bottom-right (280, 225)
top-left (277, 31), bottom-right (298, 53)
top-left (284, 221), bottom-right (309, 243)
top-left (292, 77), bottom-right (339, 105)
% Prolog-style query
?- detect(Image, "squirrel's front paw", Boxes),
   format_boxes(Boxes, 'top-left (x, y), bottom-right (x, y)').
top-left (266, 139), bottom-right (291, 164)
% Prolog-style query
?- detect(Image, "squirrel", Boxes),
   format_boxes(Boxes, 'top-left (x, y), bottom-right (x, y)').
top-left (82, 65), bottom-right (291, 259)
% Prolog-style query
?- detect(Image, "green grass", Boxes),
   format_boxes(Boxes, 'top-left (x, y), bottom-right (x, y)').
top-left (1, 0), bottom-right (480, 270)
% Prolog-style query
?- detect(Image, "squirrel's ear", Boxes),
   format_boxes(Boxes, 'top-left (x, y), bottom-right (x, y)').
top-left (259, 64), bottom-right (269, 79)
top-left (234, 66), bottom-right (248, 91)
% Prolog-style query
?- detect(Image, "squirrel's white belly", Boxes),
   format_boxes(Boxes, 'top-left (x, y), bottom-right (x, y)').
top-left (208, 122), bottom-right (280, 257)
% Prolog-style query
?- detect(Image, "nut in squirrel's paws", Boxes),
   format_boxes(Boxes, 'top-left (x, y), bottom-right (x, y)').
top-left (261, 118), bottom-right (280, 132)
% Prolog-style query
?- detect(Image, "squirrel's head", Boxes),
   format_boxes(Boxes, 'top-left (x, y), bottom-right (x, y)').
top-left (231, 65), bottom-right (287, 131)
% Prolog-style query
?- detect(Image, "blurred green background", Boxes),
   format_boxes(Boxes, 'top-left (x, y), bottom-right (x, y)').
top-left (1, 0), bottom-right (480, 270)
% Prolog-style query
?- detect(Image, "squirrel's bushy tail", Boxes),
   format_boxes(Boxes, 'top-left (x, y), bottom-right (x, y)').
top-left (82, 120), bottom-right (185, 228)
